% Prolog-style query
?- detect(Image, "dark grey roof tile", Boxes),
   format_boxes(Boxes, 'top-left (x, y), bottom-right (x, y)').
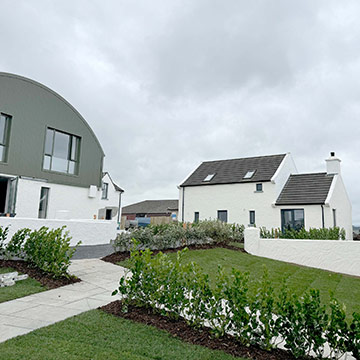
top-left (276, 173), bottom-right (334, 205)
top-left (180, 154), bottom-right (286, 187)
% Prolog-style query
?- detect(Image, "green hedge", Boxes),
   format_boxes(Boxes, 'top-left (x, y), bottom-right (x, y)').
top-left (114, 220), bottom-right (244, 252)
top-left (260, 227), bottom-right (346, 240)
top-left (114, 248), bottom-right (359, 359)
top-left (2, 226), bottom-right (80, 278)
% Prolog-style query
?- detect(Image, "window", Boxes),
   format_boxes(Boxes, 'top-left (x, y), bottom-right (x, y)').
top-left (38, 187), bottom-right (49, 219)
top-left (101, 182), bottom-right (109, 199)
top-left (256, 183), bottom-right (263, 192)
top-left (217, 210), bottom-right (228, 223)
top-left (243, 170), bottom-right (256, 179)
top-left (333, 209), bottom-right (337, 227)
top-left (43, 128), bottom-right (80, 175)
top-left (249, 210), bottom-right (255, 226)
top-left (0, 113), bottom-right (11, 162)
top-left (194, 212), bottom-right (199, 223)
top-left (281, 209), bottom-right (304, 232)
top-left (203, 174), bottom-right (215, 182)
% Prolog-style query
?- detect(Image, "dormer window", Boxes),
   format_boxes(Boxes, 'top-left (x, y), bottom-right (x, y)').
top-left (243, 170), bottom-right (256, 179)
top-left (203, 174), bottom-right (215, 182)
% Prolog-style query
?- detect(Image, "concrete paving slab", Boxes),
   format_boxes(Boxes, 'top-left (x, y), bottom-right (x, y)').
top-left (0, 259), bottom-right (126, 343)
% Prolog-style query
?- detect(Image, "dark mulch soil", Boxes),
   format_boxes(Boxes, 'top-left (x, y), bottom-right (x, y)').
top-left (0, 259), bottom-right (80, 289)
top-left (101, 300), bottom-right (298, 360)
top-left (102, 242), bottom-right (245, 264)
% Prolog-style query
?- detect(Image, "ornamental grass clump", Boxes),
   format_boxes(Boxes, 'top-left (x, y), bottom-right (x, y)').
top-left (115, 246), bottom-right (360, 359)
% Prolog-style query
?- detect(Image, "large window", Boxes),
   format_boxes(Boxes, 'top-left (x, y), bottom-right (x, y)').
top-left (217, 210), bottom-right (228, 223)
top-left (43, 128), bottom-right (80, 175)
top-left (281, 209), bottom-right (304, 232)
top-left (0, 113), bottom-right (11, 162)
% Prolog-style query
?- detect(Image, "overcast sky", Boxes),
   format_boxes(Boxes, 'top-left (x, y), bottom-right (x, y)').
top-left (1, 1), bottom-right (359, 223)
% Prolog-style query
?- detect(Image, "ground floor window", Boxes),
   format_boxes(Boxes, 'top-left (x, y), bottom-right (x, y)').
top-left (194, 211), bottom-right (199, 223)
top-left (333, 209), bottom-right (337, 227)
top-left (217, 210), bottom-right (228, 223)
top-left (281, 209), bottom-right (304, 232)
top-left (38, 187), bottom-right (50, 219)
top-left (249, 210), bottom-right (255, 226)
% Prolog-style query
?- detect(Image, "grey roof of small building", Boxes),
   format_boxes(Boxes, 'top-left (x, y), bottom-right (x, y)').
top-left (276, 173), bottom-right (334, 205)
top-left (122, 200), bottom-right (178, 214)
top-left (180, 154), bottom-right (286, 187)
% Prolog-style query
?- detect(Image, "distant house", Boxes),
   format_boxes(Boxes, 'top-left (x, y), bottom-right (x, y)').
top-left (179, 152), bottom-right (352, 239)
top-left (121, 200), bottom-right (178, 228)
top-left (0, 72), bottom-right (123, 221)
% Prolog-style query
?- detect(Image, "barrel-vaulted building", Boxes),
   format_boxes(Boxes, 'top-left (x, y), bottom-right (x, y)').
top-left (0, 72), bottom-right (123, 220)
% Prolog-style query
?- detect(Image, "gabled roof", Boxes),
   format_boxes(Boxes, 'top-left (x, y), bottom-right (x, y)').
top-left (103, 172), bottom-right (124, 193)
top-left (122, 200), bottom-right (178, 214)
top-left (180, 154), bottom-right (286, 187)
top-left (276, 173), bottom-right (334, 205)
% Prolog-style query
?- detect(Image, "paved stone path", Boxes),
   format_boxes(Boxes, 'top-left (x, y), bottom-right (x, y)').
top-left (0, 259), bottom-right (126, 343)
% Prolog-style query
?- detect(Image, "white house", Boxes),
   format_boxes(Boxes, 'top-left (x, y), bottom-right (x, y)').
top-left (0, 72), bottom-right (123, 222)
top-left (179, 152), bottom-right (353, 239)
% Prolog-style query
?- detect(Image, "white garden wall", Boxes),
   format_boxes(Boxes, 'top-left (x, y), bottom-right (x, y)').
top-left (0, 217), bottom-right (117, 246)
top-left (244, 227), bottom-right (360, 277)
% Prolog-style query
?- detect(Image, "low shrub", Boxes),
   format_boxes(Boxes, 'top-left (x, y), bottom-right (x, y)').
top-left (0, 226), bottom-right (9, 257)
top-left (260, 226), bottom-right (346, 240)
top-left (114, 220), bottom-right (244, 252)
top-left (115, 247), bottom-right (359, 359)
top-left (4, 226), bottom-right (80, 278)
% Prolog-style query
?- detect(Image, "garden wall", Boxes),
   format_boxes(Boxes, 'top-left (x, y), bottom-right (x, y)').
top-left (0, 217), bottom-right (117, 246)
top-left (244, 227), bottom-right (360, 277)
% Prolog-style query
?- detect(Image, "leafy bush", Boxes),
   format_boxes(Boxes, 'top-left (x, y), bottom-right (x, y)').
top-left (0, 226), bottom-right (9, 257)
top-left (4, 226), bottom-right (79, 278)
top-left (114, 220), bottom-right (244, 252)
top-left (115, 247), bottom-right (359, 359)
top-left (260, 226), bottom-right (346, 240)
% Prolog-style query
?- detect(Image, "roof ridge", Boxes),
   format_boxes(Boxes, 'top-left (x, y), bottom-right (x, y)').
top-left (202, 153), bottom-right (287, 164)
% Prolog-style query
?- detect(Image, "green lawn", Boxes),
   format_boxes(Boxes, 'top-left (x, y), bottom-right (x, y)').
top-left (0, 267), bottom-right (46, 303)
top-left (0, 310), bottom-right (245, 360)
top-left (119, 247), bottom-right (360, 318)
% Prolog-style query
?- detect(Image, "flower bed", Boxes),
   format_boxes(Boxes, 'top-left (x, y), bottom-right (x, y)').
top-left (114, 247), bottom-right (359, 359)
top-left (114, 220), bottom-right (244, 252)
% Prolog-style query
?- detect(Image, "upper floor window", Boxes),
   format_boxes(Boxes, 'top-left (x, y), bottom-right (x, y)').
top-left (256, 183), bottom-right (263, 192)
top-left (43, 128), bottom-right (81, 175)
top-left (0, 113), bottom-right (11, 162)
top-left (101, 182), bottom-right (109, 199)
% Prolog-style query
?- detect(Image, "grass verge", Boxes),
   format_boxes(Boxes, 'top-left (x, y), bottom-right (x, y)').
top-left (0, 309), bottom-right (245, 360)
top-left (0, 267), bottom-right (46, 303)
top-left (118, 247), bottom-right (360, 318)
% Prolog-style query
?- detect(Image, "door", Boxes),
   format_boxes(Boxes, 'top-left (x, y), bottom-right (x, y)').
top-left (105, 208), bottom-right (112, 220)
top-left (7, 177), bottom-right (18, 215)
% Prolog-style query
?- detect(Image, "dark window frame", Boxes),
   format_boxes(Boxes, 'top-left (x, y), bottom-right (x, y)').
top-left (255, 183), bottom-right (263, 192)
top-left (249, 210), bottom-right (255, 225)
top-left (194, 211), bottom-right (199, 223)
top-left (43, 127), bottom-right (81, 175)
top-left (38, 187), bottom-right (50, 219)
top-left (332, 209), bottom-right (337, 227)
top-left (281, 209), bottom-right (305, 232)
top-left (217, 210), bottom-right (228, 223)
top-left (0, 113), bottom-right (11, 163)
top-left (101, 182), bottom-right (109, 199)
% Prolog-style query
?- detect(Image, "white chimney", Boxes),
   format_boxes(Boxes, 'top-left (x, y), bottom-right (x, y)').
top-left (326, 152), bottom-right (341, 175)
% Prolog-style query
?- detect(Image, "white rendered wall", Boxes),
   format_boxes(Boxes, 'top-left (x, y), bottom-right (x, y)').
top-left (324, 175), bottom-right (353, 240)
top-left (271, 153), bottom-right (298, 199)
top-left (0, 217), bottom-right (117, 246)
top-left (15, 175), bottom-right (120, 220)
top-left (244, 227), bottom-right (360, 277)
